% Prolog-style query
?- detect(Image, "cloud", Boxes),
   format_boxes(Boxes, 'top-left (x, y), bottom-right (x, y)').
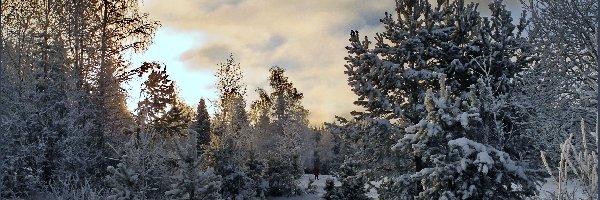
top-left (140, 0), bottom-right (523, 124)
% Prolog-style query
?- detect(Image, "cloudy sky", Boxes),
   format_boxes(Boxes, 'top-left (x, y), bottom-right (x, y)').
top-left (128, 0), bottom-right (522, 125)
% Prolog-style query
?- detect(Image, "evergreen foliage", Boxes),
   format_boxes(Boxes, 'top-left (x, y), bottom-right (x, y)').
top-left (191, 98), bottom-right (212, 153)
top-left (0, 0), bottom-right (594, 199)
top-left (165, 131), bottom-right (222, 200)
top-left (336, 0), bottom-right (538, 198)
top-left (105, 132), bottom-right (169, 199)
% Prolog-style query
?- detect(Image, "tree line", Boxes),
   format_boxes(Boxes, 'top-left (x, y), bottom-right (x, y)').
top-left (0, 0), bottom-right (598, 199)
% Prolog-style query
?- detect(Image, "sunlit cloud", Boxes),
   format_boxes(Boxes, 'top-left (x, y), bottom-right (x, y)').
top-left (135, 0), bottom-right (522, 124)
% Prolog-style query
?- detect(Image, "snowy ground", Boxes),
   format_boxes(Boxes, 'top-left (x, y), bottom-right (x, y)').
top-left (268, 174), bottom-right (341, 200)
top-left (536, 178), bottom-right (587, 199)
top-left (268, 174), bottom-right (381, 200)
top-left (270, 175), bottom-right (587, 200)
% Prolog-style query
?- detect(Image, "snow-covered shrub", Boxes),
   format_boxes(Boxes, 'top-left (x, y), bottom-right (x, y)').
top-left (49, 175), bottom-right (106, 200)
top-left (322, 177), bottom-right (341, 200)
top-left (264, 155), bottom-right (303, 197)
top-left (245, 154), bottom-right (268, 199)
top-left (306, 177), bottom-right (317, 194)
top-left (541, 119), bottom-right (597, 200)
top-left (323, 178), bottom-right (349, 200)
top-left (105, 132), bottom-right (169, 199)
top-left (331, 158), bottom-right (369, 200)
top-left (219, 168), bottom-right (256, 199)
top-left (391, 76), bottom-right (538, 199)
top-left (106, 163), bottom-right (148, 200)
top-left (165, 131), bottom-right (223, 200)
top-left (0, 113), bottom-right (45, 198)
top-left (207, 134), bottom-right (256, 199)
top-left (165, 168), bottom-right (222, 200)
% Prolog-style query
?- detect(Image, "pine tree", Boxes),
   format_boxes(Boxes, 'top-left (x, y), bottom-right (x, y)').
top-left (247, 67), bottom-right (310, 197)
top-left (391, 76), bottom-right (536, 198)
top-left (191, 98), bottom-right (211, 153)
top-left (339, 0), bottom-right (536, 198)
top-left (95, 0), bottom-right (159, 139)
top-left (132, 62), bottom-right (195, 137)
top-left (156, 97), bottom-right (194, 136)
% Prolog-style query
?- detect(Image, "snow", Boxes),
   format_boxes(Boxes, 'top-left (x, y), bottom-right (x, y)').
top-left (457, 112), bottom-right (469, 127)
top-left (268, 174), bottom-right (384, 200)
top-left (475, 151), bottom-right (493, 174)
top-left (366, 179), bottom-right (383, 199)
top-left (537, 178), bottom-right (586, 199)
top-left (268, 174), bottom-right (341, 200)
top-left (448, 137), bottom-right (528, 179)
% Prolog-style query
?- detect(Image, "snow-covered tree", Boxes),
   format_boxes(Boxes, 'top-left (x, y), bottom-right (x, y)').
top-left (323, 158), bottom-right (369, 200)
top-left (105, 132), bottom-right (169, 199)
top-left (245, 152), bottom-right (268, 199)
top-left (522, 0), bottom-right (598, 161)
top-left (0, 0), bottom-right (159, 197)
top-left (391, 76), bottom-right (537, 199)
top-left (338, 0), bottom-right (536, 198)
top-left (206, 55), bottom-right (256, 199)
top-left (264, 153), bottom-right (303, 197)
top-left (165, 131), bottom-right (222, 200)
top-left (312, 127), bottom-right (337, 174)
top-left (247, 67), bottom-right (310, 197)
top-left (95, 0), bottom-right (159, 140)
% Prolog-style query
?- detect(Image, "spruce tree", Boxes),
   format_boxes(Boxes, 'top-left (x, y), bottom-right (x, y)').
top-left (156, 97), bottom-right (194, 136)
top-left (191, 98), bottom-right (211, 153)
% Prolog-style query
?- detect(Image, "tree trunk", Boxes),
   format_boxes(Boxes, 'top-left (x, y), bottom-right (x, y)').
top-left (99, 0), bottom-right (109, 92)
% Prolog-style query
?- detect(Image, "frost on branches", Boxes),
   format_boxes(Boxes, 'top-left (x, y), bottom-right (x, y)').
top-left (541, 119), bottom-right (598, 199)
top-left (165, 131), bottom-right (222, 200)
top-left (522, 0), bottom-right (599, 165)
top-left (391, 76), bottom-right (537, 199)
top-left (339, 0), bottom-right (537, 198)
top-left (105, 132), bottom-right (168, 200)
top-left (323, 158), bottom-right (369, 200)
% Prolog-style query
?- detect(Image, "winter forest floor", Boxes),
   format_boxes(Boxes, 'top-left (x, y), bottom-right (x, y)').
top-left (271, 175), bottom-right (582, 200)
top-left (269, 174), bottom-right (379, 200)
top-left (268, 174), bottom-right (341, 200)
